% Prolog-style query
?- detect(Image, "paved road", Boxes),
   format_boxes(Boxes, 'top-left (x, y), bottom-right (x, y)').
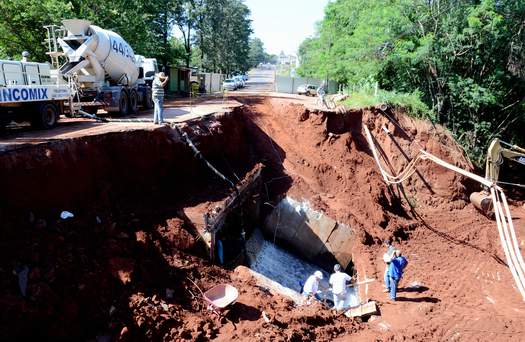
top-left (0, 68), bottom-right (279, 151)
top-left (0, 97), bottom-right (242, 152)
top-left (237, 68), bottom-right (275, 93)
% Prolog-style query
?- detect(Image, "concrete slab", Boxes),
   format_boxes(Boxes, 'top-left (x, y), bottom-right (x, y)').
top-left (344, 301), bottom-right (378, 318)
top-left (0, 97), bottom-right (242, 153)
top-left (264, 196), bottom-right (355, 269)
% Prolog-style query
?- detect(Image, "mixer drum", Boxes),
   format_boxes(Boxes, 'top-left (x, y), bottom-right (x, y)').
top-left (61, 19), bottom-right (139, 85)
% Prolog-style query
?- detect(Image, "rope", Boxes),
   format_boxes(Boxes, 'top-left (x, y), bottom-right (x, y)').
top-left (496, 180), bottom-right (525, 188)
top-left (364, 123), bottom-right (525, 301)
top-left (175, 126), bottom-right (236, 190)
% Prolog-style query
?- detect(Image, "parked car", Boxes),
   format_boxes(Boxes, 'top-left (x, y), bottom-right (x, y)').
top-left (222, 79), bottom-right (237, 91)
top-left (233, 75), bottom-right (245, 88)
top-left (297, 84), bottom-right (318, 96)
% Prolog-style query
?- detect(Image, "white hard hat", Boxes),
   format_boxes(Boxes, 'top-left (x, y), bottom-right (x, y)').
top-left (314, 271), bottom-right (323, 279)
top-left (383, 252), bottom-right (392, 263)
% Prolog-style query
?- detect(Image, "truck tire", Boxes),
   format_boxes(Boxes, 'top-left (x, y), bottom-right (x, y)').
top-left (143, 90), bottom-right (153, 109)
top-left (31, 103), bottom-right (59, 129)
top-left (118, 90), bottom-right (129, 116)
top-left (129, 89), bottom-right (139, 114)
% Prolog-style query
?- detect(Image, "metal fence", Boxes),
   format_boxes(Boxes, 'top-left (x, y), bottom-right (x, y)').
top-left (202, 72), bottom-right (226, 93)
top-left (275, 75), bottom-right (339, 94)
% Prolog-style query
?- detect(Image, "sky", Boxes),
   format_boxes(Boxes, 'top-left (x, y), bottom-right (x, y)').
top-left (244, 0), bottom-right (330, 56)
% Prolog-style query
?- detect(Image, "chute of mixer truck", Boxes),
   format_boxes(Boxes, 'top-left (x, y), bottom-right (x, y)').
top-left (47, 19), bottom-right (158, 116)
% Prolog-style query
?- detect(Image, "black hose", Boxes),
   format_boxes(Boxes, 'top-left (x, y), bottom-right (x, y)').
top-left (175, 126), bottom-right (236, 190)
top-left (76, 110), bottom-right (155, 123)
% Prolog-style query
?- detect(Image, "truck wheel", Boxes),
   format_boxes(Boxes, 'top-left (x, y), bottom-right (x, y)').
top-left (143, 90), bottom-right (153, 109)
top-left (129, 89), bottom-right (139, 114)
top-left (31, 103), bottom-right (59, 129)
top-left (118, 90), bottom-right (129, 116)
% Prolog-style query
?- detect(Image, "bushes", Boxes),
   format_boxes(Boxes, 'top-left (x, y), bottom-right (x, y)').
top-left (298, 0), bottom-right (525, 166)
top-left (343, 79), bottom-right (432, 120)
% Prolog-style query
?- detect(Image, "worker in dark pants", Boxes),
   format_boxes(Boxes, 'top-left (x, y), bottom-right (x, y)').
top-left (387, 250), bottom-right (408, 301)
top-left (152, 72), bottom-right (169, 124)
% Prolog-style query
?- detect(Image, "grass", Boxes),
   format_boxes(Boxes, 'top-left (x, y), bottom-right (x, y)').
top-left (343, 83), bottom-right (433, 120)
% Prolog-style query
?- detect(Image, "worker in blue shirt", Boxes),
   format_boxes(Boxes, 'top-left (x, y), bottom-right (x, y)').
top-left (387, 250), bottom-right (408, 301)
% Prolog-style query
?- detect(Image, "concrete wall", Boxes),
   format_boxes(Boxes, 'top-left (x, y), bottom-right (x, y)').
top-left (202, 73), bottom-right (225, 93)
top-left (275, 76), bottom-right (339, 94)
top-left (264, 196), bottom-right (354, 271)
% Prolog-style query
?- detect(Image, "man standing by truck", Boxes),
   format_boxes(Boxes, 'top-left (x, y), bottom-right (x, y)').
top-left (152, 72), bottom-right (169, 124)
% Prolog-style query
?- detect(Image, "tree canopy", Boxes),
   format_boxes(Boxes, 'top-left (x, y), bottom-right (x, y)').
top-left (298, 0), bottom-right (525, 164)
top-left (0, 0), bottom-right (258, 74)
top-left (248, 37), bottom-right (277, 67)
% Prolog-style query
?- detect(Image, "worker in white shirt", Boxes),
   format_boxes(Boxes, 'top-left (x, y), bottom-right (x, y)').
top-left (329, 264), bottom-right (352, 311)
top-left (302, 271), bottom-right (324, 305)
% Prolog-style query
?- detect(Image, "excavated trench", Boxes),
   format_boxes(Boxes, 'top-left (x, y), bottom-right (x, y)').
top-left (0, 99), bottom-right (475, 340)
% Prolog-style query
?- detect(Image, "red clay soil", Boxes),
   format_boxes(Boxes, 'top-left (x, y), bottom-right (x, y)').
top-left (1, 95), bottom-right (524, 341)
top-left (240, 96), bottom-right (525, 341)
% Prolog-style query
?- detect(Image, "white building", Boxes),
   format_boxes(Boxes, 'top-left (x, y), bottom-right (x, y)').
top-left (279, 51), bottom-right (298, 68)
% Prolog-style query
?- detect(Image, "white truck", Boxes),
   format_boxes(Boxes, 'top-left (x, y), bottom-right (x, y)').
top-left (0, 19), bottom-right (160, 130)
top-left (54, 19), bottom-right (158, 116)
top-left (0, 59), bottom-right (71, 128)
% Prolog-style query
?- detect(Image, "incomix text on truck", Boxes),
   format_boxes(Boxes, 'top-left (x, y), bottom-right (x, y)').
top-left (0, 19), bottom-right (159, 130)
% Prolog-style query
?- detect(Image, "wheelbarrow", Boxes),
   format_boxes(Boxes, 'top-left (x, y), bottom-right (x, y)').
top-left (203, 284), bottom-right (239, 315)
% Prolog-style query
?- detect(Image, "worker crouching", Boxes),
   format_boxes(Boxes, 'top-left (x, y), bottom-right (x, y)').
top-left (302, 271), bottom-right (324, 305)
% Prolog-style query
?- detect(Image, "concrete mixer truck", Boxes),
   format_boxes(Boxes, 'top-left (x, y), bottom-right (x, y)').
top-left (51, 19), bottom-right (158, 116)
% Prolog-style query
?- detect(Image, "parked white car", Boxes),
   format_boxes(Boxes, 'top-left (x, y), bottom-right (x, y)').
top-left (297, 84), bottom-right (318, 96)
top-left (233, 75), bottom-right (245, 88)
top-left (222, 79), bottom-right (237, 91)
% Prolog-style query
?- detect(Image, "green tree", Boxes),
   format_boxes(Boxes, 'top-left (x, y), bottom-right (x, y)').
top-left (193, 0), bottom-right (252, 73)
top-left (298, 0), bottom-right (525, 165)
top-left (248, 37), bottom-right (267, 67)
top-left (0, 0), bottom-right (73, 60)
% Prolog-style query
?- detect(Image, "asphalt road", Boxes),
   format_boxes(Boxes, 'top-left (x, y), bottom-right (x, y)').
top-left (0, 68), bottom-right (277, 151)
top-left (237, 68), bottom-right (275, 93)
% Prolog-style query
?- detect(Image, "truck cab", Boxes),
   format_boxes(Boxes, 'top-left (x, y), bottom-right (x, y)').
top-left (136, 55), bottom-right (158, 85)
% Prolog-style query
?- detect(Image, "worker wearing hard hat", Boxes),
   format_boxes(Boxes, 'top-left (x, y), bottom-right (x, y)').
top-left (152, 72), bottom-right (169, 124)
top-left (329, 264), bottom-right (352, 311)
top-left (302, 271), bottom-right (324, 305)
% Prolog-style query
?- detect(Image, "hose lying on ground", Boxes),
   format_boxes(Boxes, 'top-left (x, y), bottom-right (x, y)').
top-left (364, 125), bottom-right (525, 302)
top-left (76, 110), bottom-right (155, 123)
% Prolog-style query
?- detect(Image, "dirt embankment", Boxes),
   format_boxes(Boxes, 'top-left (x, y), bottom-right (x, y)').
top-left (0, 108), bottom-right (364, 341)
top-left (240, 96), bottom-right (525, 341)
top-left (1, 96), bottom-right (524, 341)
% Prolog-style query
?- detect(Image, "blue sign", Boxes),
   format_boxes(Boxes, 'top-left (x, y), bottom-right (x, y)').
top-left (0, 87), bottom-right (49, 103)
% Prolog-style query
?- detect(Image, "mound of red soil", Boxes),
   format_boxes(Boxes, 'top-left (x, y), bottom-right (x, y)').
top-left (240, 96), bottom-right (525, 341)
top-left (1, 95), bottom-right (524, 341)
top-left (243, 97), bottom-right (473, 243)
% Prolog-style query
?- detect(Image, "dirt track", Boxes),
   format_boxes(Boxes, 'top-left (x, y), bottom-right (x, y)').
top-left (0, 95), bottom-right (524, 341)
